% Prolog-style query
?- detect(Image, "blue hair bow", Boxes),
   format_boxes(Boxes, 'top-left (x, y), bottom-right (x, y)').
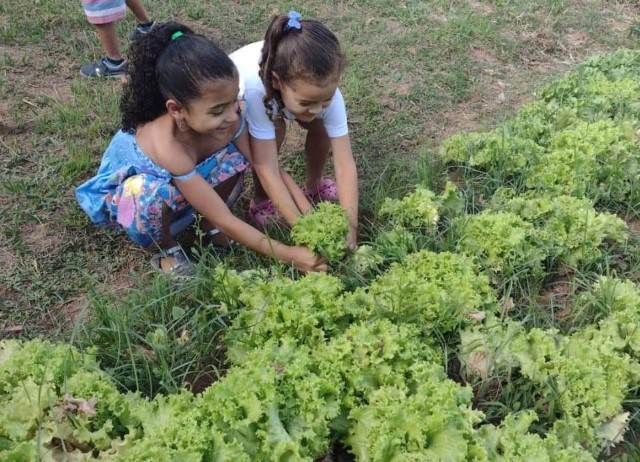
top-left (284, 10), bottom-right (302, 31)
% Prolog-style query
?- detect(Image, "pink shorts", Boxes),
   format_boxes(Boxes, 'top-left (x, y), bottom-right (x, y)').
top-left (82, 0), bottom-right (127, 25)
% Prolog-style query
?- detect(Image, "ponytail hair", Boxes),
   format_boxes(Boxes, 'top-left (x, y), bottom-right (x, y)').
top-left (121, 21), bottom-right (237, 131)
top-left (259, 14), bottom-right (346, 121)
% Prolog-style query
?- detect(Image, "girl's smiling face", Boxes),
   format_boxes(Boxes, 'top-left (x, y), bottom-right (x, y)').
top-left (275, 77), bottom-right (338, 123)
top-left (182, 77), bottom-right (240, 139)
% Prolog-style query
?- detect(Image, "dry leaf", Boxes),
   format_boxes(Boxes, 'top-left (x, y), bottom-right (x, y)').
top-left (597, 412), bottom-right (630, 446)
top-left (57, 395), bottom-right (98, 421)
top-left (133, 345), bottom-right (157, 363)
top-left (467, 311), bottom-right (486, 322)
top-left (466, 350), bottom-right (494, 379)
top-left (3, 325), bottom-right (24, 333)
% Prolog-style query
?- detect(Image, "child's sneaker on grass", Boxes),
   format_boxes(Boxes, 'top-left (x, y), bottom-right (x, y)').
top-left (80, 57), bottom-right (128, 78)
top-left (129, 21), bottom-right (156, 41)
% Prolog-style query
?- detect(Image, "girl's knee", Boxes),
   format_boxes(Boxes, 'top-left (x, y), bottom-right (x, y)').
top-left (114, 174), bottom-right (180, 246)
top-left (215, 173), bottom-right (245, 208)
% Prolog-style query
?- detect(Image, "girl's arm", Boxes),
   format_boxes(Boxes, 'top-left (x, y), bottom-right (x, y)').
top-left (330, 135), bottom-right (359, 249)
top-left (163, 136), bottom-right (325, 272)
top-left (234, 128), bottom-right (310, 219)
top-left (233, 126), bottom-right (253, 162)
top-left (233, 128), bottom-right (310, 211)
top-left (250, 137), bottom-right (310, 225)
top-left (280, 167), bottom-right (312, 214)
top-left (175, 174), bottom-right (326, 272)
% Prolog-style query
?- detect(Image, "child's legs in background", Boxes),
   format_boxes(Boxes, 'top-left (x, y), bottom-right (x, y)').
top-left (124, 0), bottom-right (151, 23)
top-left (82, 0), bottom-right (127, 60)
top-left (296, 118), bottom-right (331, 190)
top-left (94, 23), bottom-right (123, 61)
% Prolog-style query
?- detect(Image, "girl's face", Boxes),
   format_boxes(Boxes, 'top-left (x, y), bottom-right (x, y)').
top-left (183, 78), bottom-right (240, 140)
top-left (275, 77), bottom-right (338, 123)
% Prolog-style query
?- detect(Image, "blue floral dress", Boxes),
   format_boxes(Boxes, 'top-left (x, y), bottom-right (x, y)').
top-left (75, 122), bottom-right (248, 248)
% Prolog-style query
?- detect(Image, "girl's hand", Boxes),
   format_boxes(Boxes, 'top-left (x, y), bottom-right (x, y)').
top-left (288, 246), bottom-right (328, 273)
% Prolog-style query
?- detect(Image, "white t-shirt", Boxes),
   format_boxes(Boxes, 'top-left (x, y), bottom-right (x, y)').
top-left (229, 41), bottom-right (349, 140)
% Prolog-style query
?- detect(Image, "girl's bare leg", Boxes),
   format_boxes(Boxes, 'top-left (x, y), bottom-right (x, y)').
top-left (200, 175), bottom-right (242, 247)
top-left (125, 0), bottom-right (151, 23)
top-left (297, 118), bottom-right (331, 190)
top-left (95, 22), bottom-right (123, 61)
top-left (158, 203), bottom-right (180, 273)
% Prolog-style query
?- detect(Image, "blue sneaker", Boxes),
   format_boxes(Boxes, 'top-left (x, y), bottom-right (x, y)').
top-left (129, 21), bottom-right (156, 41)
top-left (80, 56), bottom-right (128, 78)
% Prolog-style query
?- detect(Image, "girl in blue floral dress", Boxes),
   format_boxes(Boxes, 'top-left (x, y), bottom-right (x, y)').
top-left (76, 22), bottom-right (327, 275)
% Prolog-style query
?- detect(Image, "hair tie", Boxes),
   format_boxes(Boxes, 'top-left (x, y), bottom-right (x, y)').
top-left (171, 31), bottom-right (184, 41)
top-left (284, 11), bottom-right (302, 31)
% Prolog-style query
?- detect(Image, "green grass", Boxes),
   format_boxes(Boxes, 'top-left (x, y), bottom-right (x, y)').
top-left (70, 253), bottom-right (239, 396)
top-left (1, 0), bottom-right (639, 339)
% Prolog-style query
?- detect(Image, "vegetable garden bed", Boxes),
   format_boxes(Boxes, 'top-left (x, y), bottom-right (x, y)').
top-left (2, 50), bottom-right (640, 461)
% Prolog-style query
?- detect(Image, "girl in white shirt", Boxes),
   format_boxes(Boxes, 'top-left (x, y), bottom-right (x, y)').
top-left (230, 11), bottom-right (359, 249)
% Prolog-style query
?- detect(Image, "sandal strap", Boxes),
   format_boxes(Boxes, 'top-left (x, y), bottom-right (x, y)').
top-left (205, 228), bottom-right (221, 238)
top-left (249, 198), bottom-right (283, 230)
top-left (250, 198), bottom-right (278, 213)
top-left (164, 244), bottom-right (186, 257)
top-left (204, 227), bottom-right (238, 250)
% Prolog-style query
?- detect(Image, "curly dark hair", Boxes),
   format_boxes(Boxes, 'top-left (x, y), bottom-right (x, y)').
top-left (259, 15), bottom-right (346, 122)
top-left (121, 21), bottom-right (237, 131)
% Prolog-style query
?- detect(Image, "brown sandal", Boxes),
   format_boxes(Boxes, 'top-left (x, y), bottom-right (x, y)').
top-left (150, 245), bottom-right (194, 277)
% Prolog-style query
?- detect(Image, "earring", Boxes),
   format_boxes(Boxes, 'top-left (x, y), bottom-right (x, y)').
top-left (177, 119), bottom-right (186, 131)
